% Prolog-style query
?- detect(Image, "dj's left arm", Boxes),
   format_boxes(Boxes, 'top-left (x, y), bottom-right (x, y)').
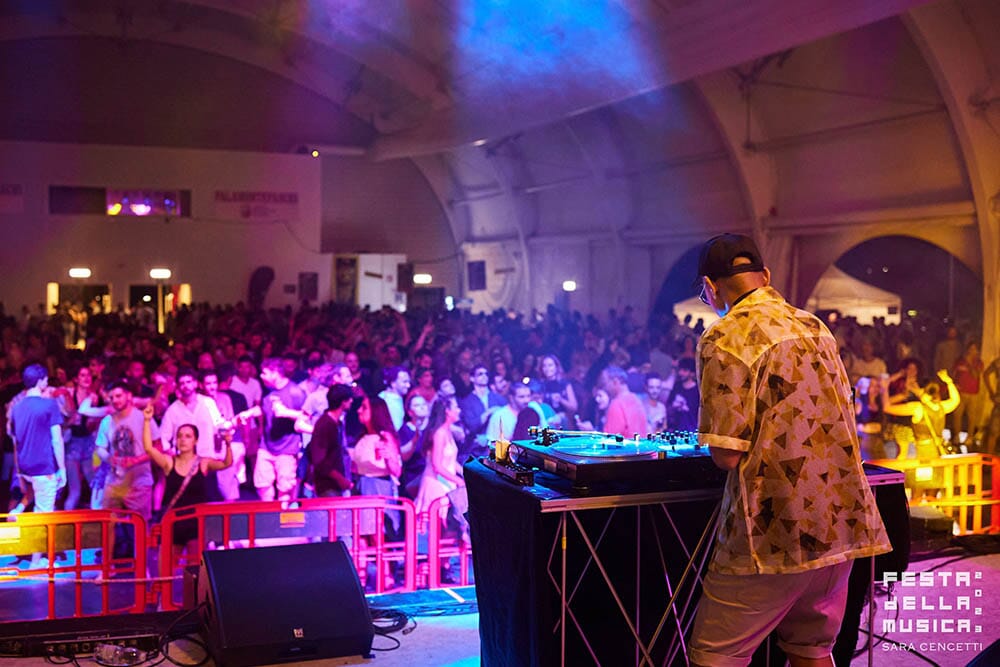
top-left (697, 340), bottom-right (752, 468)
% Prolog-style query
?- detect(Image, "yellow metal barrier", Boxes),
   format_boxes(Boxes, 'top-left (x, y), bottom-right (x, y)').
top-left (868, 453), bottom-right (998, 535)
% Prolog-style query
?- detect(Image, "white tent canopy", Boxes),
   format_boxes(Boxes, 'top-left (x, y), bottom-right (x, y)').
top-left (673, 266), bottom-right (901, 327)
top-left (806, 266), bottom-right (901, 325)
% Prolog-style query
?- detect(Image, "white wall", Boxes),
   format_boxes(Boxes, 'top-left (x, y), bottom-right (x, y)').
top-left (320, 155), bottom-right (459, 300)
top-left (0, 141), bottom-right (324, 312)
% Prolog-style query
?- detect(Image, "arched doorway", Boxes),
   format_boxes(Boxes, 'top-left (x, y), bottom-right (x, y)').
top-left (829, 235), bottom-right (983, 370)
top-left (651, 245), bottom-right (702, 323)
top-left (835, 236), bottom-right (981, 325)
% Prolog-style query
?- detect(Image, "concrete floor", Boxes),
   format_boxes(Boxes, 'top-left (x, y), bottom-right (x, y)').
top-left (1, 553), bottom-right (998, 666)
top-left (847, 552), bottom-right (1000, 667)
top-left (273, 551), bottom-right (1000, 667)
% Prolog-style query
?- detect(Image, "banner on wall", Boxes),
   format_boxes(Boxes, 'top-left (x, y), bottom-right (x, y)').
top-left (213, 190), bottom-right (299, 221)
top-left (0, 184), bottom-right (24, 214)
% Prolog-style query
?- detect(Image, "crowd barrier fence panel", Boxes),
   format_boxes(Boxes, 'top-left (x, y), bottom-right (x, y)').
top-left (0, 509), bottom-right (147, 620)
top-left (155, 496), bottom-right (417, 610)
top-left (418, 496), bottom-right (473, 589)
top-left (869, 453), bottom-right (998, 534)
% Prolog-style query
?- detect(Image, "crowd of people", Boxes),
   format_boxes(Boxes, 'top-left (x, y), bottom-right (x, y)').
top-left (836, 320), bottom-right (1000, 461)
top-left (1, 296), bottom-right (997, 569)
top-left (0, 299), bottom-right (707, 576)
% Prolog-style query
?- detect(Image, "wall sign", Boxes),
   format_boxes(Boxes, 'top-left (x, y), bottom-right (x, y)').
top-left (214, 190), bottom-right (299, 221)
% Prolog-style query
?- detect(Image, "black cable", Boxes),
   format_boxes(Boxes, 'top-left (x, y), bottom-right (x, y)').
top-left (158, 603), bottom-right (211, 667)
top-left (920, 552), bottom-right (983, 573)
top-left (909, 545), bottom-right (967, 563)
top-left (370, 634), bottom-right (402, 652)
top-left (367, 607), bottom-right (414, 652)
top-left (370, 608), bottom-right (411, 632)
top-left (158, 636), bottom-right (209, 667)
top-left (43, 653), bottom-right (81, 667)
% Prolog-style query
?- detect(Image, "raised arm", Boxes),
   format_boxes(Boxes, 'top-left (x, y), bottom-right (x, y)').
top-left (142, 404), bottom-right (172, 473)
top-left (937, 370), bottom-right (961, 414)
top-left (561, 382), bottom-right (579, 414)
top-left (77, 394), bottom-right (110, 418)
top-left (204, 431), bottom-right (234, 472)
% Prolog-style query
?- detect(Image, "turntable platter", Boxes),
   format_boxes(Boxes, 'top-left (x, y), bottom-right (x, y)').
top-left (550, 437), bottom-right (632, 457)
top-left (552, 444), bottom-right (629, 457)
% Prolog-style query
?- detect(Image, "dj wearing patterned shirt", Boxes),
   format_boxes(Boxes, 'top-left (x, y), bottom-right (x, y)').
top-left (688, 234), bottom-right (891, 667)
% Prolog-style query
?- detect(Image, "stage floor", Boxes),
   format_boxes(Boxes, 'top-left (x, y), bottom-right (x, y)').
top-left (1, 553), bottom-right (998, 666)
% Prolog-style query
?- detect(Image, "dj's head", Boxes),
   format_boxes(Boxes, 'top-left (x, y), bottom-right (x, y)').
top-left (696, 234), bottom-right (770, 317)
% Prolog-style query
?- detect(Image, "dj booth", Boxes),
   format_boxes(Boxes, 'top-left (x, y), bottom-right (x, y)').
top-left (466, 430), bottom-right (725, 667)
top-left (466, 430), bottom-right (908, 667)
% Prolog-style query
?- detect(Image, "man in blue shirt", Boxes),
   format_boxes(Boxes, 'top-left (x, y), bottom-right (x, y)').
top-left (10, 364), bottom-right (66, 513)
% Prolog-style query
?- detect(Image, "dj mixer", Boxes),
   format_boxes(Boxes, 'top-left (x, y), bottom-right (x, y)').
top-left (507, 428), bottom-right (727, 492)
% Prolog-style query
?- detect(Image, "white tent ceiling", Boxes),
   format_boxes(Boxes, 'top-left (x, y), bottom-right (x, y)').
top-left (805, 266), bottom-right (902, 325)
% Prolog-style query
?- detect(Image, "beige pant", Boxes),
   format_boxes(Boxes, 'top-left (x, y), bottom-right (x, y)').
top-left (689, 561), bottom-right (852, 667)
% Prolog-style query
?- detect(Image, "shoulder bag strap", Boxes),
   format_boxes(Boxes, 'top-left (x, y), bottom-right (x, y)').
top-left (162, 456), bottom-right (201, 517)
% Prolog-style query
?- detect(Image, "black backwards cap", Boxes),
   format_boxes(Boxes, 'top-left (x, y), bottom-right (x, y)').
top-left (696, 234), bottom-right (765, 283)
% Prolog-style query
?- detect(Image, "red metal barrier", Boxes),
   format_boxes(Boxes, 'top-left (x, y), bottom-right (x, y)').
top-left (155, 496), bottom-right (417, 610)
top-left (0, 494), bottom-right (471, 620)
top-left (419, 496), bottom-right (473, 589)
top-left (0, 509), bottom-right (147, 620)
top-left (869, 453), bottom-right (999, 534)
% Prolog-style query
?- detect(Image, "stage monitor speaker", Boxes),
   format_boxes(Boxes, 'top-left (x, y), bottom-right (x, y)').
top-left (198, 541), bottom-right (373, 667)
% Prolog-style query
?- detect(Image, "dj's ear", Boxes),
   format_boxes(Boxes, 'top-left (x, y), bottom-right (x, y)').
top-left (703, 277), bottom-right (719, 304)
top-left (762, 267), bottom-right (771, 286)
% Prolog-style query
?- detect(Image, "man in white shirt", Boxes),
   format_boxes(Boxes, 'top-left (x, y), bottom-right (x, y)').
top-left (160, 368), bottom-right (234, 499)
top-left (200, 370), bottom-right (246, 500)
top-left (230, 355), bottom-right (263, 409)
top-left (229, 355), bottom-right (263, 463)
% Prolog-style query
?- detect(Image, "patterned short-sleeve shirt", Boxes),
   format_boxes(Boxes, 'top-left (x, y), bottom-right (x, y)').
top-left (697, 286), bottom-right (891, 575)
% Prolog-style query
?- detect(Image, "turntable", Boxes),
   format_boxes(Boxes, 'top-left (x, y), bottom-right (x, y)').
top-left (509, 428), bottom-right (726, 492)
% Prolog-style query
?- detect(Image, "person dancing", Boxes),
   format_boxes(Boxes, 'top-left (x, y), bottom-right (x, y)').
top-left (142, 404), bottom-right (232, 564)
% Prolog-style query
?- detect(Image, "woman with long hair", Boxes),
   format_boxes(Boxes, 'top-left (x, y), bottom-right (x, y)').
top-left (352, 396), bottom-right (403, 519)
top-left (576, 387), bottom-right (610, 432)
top-left (63, 365), bottom-right (107, 509)
top-left (142, 404), bottom-right (232, 563)
top-left (415, 396), bottom-right (465, 535)
top-left (351, 396), bottom-right (403, 589)
top-left (536, 354), bottom-right (578, 427)
top-left (887, 358), bottom-right (923, 459)
top-left (399, 393), bottom-right (430, 499)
